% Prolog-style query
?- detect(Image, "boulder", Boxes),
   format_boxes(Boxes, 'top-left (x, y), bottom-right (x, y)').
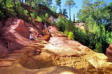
top-left (106, 44), bottom-right (112, 61)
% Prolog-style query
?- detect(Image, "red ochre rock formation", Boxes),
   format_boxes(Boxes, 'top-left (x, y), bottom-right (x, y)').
top-left (0, 17), bottom-right (51, 54)
top-left (1, 18), bottom-right (112, 73)
top-left (1, 18), bottom-right (40, 51)
top-left (106, 44), bottom-right (112, 61)
top-left (0, 42), bottom-right (8, 58)
top-left (0, 22), bottom-right (2, 30)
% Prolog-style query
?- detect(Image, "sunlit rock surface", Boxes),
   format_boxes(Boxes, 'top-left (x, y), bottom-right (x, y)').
top-left (44, 37), bottom-right (89, 56)
top-left (17, 40), bottom-right (112, 73)
top-left (17, 25), bottom-right (112, 73)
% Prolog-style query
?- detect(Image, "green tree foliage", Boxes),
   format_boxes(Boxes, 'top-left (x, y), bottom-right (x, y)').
top-left (77, 0), bottom-right (107, 25)
top-left (56, 16), bottom-right (75, 39)
top-left (52, 5), bottom-right (57, 12)
top-left (73, 14), bottom-right (75, 22)
top-left (36, 16), bottom-right (42, 22)
top-left (68, 31), bottom-right (74, 40)
top-left (41, 13), bottom-right (49, 23)
top-left (55, 0), bottom-right (61, 7)
top-left (41, 0), bottom-right (52, 8)
top-left (0, 0), bottom-right (20, 19)
top-left (0, 0), bottom-right (56, 22)
top-left (76, 0), bottom-right (112, 53)
top-left (55, 0), bottom-right (61, 13)
top-left (62, 9), bottom-right (68, 18)
top-left (65, 0), bottom-right (75, 20)
top-left (56, 16), bottom-right (66, 32)
top-left (105, 2), bottom-right (112, 31)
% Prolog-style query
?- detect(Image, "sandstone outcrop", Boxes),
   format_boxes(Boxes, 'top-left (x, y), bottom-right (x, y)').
top-left (1, 18), bottom-right (40, 51)
top-left (0, 64), bottom-right (79, 74)
top-left (106, 44), bottom-right (112, 61)
top-left (0, 43), bottom-right (8, 58)
top-left (0, 22), bottom-right (2, 30)
top-left (15, 25), bottom-right (112, 73)
top-left (17, 40), bottom-right (112, 73)
top-left (0, 18), bottom-right (112, 74)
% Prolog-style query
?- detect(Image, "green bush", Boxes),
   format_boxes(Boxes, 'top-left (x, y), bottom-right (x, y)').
top-left (56, 16), bottom-right (75, 32)
top-left (23, 10), bottom-right (28, 16)
top-left (56, 16), bottom-right (75, 40)
top-left (30, 13), bottom-right (35, 18)
top-left (45, 13), bottom-right (49, 19)
top-left (56, 16), bottom-right (66, 32)
top-left (73, 22), bottom-right (112, 53)
top-left (44, 13), bottom-right (49, 23)
top-left (68, 31), bottom-right (74, 40)
top-left (94, 42), bottom-right (102, 53)
top-left (74, 27), bottom-right (88, 45)
top-left (36, 16), bottom-right (42, 22)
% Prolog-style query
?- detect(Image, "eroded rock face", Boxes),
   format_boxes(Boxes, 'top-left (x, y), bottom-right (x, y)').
top-left (106, 44), bottom-right (112, 61)
top-left (16, 41), bottom-right (112, 73)
top-left (48, 26), bottom-right (67, 37)
top-left (43, 37), bottom-right (110, 69)
top-left (1, 18), bottom-right (38, 51)
top-left (43, 26), bottom-right (93, 56)
top-left (0, 42), bottom-right (8, 58)
top-left (0, 18), bottom-right (112, 73)
top-left (44, 37), bottom-right (90, 56)
top-left (0, 63), bottom-right (78, 74)
top-left (0, 22), bottom-right (2, 30)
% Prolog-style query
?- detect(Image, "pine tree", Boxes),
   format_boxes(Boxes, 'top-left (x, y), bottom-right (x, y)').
top-left (62, 9), bottom-right (68, 18)
top-left (55, 0), bottom-right (61, 13)
top-left (65, 0), bottom-right (75, 20)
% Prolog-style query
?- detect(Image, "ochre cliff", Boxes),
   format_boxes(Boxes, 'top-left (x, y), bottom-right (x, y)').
top-left (0, 18), bottom-right (112, 74)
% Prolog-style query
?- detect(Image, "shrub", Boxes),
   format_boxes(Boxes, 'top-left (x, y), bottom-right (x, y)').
top-left (24, 10), bottom-right (28, 16)
top-left (30, 12), bottom-right (35, 18)
top-left (45, 13), bottom-right (49, 19)
top-left (56, 16), bottom-right (75, 32)
top-left (74, 22), bottom-right (112, 53)
top-left (56, 16), bottom-right (66, 32)
top-left (36, 16), bottom-right (42, 22)
top-left (68, 32), bottom-right (74, 40)
top-left (74, 27), bottom-right (89, 45)
top-left (94, 42), bottom-right (102, 53)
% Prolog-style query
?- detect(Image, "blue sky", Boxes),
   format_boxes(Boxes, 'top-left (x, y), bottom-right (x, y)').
top-left (52, 0), bottom-right (112, 21)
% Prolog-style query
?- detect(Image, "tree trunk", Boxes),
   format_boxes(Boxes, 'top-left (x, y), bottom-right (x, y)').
top-left (69, 5), bottom-right (71, 20)
top-left (59, 5), bottom-right (62, 13)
